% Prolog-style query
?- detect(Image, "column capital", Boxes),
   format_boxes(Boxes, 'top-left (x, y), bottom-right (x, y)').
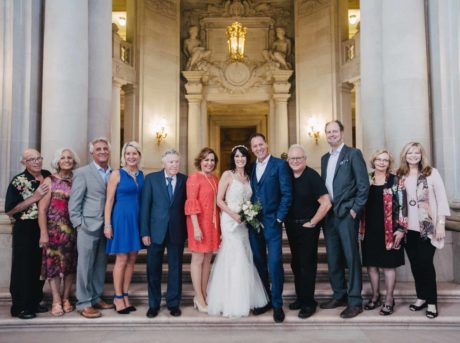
top-left (273, 93), bottom-right (291, 102)
top-left (341, 82), bottom-right (354, 93)
top-left (185, 94), bottom-right (203, 103)
top-left (122, 83), bottom-right (137, 95)
top-left (112, 78), bottom-right (126, 88)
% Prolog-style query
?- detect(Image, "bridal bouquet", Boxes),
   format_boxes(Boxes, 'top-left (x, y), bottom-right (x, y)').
top-left (239, 201), bottom-right (264, 233)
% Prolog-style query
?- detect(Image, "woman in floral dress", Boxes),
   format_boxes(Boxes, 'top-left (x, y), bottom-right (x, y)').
top-left (39, 148), bottom-right (80, 316)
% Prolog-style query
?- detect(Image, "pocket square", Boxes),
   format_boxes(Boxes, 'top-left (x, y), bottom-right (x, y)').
top-left (339, 159), bottom-right (349, 165)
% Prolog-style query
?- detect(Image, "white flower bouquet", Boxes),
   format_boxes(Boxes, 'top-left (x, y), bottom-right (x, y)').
top-left (239, 200), bottom-right (264, 233)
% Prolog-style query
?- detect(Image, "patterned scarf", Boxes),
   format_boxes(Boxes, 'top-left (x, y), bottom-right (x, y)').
top-left (416, 174), bottom-right (434, 239)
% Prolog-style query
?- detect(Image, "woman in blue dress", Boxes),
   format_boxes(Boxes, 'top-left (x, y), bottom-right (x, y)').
top-left (104, 141), bottom-right (144, 314)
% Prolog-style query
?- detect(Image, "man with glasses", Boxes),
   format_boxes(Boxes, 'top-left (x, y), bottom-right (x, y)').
top-left (5, 149), bottom-right (51, 319)
top-left (285, 144), bottom-right (331, 319)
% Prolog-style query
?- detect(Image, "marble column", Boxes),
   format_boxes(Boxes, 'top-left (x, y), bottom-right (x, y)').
top-left (353, 80), bottom-right (363, 149)
top-left (272, 70), bottom-right (293, 158)
top-left (382, 0), bottom-right (431, 156)
top-left (360, 0), bottom-right (385, 160)
top-left (41, 0), bottom-right (88, 165)
top-left (88, 0), bottom-right (112, 141)
top-left (123, 84), bottom-right (138, 143)
top-left (111, 79), bottom-right (124, 168)
top-left (182, 71), bottom-right (205, 173)
top-left (339, 83), bottom-right (354, 147)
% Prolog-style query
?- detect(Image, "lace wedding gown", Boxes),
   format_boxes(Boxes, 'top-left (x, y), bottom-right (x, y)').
top-left (207, 177), bottom-right (269, 318)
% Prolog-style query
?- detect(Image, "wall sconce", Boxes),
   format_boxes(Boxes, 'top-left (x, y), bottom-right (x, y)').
top-left (155, 127), bottom-right (167, 146)
top-left (226, 21), bottom-right (247, 61)
top-left (307, 117), bottom-right (321, 144)
top-left (118, 16), bottom-right (126, 27)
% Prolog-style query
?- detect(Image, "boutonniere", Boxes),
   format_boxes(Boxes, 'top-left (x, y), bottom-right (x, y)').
top-left (339, 159), bottom-right (349, 166)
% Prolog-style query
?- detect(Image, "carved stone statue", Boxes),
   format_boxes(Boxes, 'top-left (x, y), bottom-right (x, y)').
top-left (183, 25), bottom-right (212, 71)
top-left (262, 27), bottom-right (292, 70)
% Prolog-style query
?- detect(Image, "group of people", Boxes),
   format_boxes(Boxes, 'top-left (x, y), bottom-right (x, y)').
top-left (5, 120), bottom-right (450, 323)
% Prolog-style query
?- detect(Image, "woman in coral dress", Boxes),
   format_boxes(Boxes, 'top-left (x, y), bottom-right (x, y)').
top-left (185, 147), bottom-right (220, 313)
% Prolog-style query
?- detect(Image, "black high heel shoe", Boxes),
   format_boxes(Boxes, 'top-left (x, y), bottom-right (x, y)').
top-left (364, 295), bottom-right (381, 310)
top-left (426, 305), bottom-right (438, 319)
top-left (379, 300), bottom-right (395, 316)
top-left (409, 301), bottom-right (427, 311)
top-left (113, 294), bottom-right (130, 314)
top-left (123, 293), bottom-right (136, 312)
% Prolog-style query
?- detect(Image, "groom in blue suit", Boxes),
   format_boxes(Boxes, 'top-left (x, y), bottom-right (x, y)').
top-left (249, 133), bottom-right (292, 323)
top-left (140, 149), bottom-right (187, 318)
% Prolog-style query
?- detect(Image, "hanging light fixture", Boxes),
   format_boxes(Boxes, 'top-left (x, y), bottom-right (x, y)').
top-left (226, 21), bottom-right (247, 61)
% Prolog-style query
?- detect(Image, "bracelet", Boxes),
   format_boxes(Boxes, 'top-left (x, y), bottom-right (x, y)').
top-left (104, 224), bottom-right (112, 230)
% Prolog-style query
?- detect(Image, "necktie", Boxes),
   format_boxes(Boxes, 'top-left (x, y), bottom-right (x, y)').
top-left (167, 177), bottom-right (173, 201)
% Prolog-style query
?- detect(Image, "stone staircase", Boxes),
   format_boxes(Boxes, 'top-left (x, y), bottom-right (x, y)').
top-left (1, 232), bottom-right (460, 330)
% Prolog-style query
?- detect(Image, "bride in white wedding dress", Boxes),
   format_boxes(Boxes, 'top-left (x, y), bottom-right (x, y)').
top-left (207, 145), bottom-right (269, 318)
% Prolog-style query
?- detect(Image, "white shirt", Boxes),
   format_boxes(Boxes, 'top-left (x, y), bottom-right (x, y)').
top-left (325, 143), bottom-right (344, 200)
top-left (164, 170), bottom-right (177, 193)
top-left (93, 161), bottom-right (112, 184)
top-left (256, 154), bottom-right (271, 182)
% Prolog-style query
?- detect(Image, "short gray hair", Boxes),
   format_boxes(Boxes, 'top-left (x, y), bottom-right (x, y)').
top-left (89, 137), bottom-right (111, 153)
top-left (288, 144), bottom-right (306, 157)
top-left (51, 148), bottom-right (80, 171)
top-left (161, 149), bottom-right (180, 162)
top-left (120, 141), bottom-right (142, 167)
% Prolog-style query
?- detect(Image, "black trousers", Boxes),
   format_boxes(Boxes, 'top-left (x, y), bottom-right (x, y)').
top-left (10, 220), bottom-right (44, 315)
top-left (285, 222), bottom-right (320, 308)
top-left (405, 230), bottom-right (437, 304)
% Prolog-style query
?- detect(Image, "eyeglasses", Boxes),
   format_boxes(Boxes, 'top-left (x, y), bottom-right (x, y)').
top-left (25, 157), bottom-right (43, 163)
top-left (375, 158), bottom-right (390, 163)
top-left (288, 156), bottom-right (305, 162)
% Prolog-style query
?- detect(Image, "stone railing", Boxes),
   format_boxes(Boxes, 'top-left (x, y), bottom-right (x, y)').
top-left (340, 31), bottom-right (360, 83)
top-left (112, 32), bottom-right (136, 84)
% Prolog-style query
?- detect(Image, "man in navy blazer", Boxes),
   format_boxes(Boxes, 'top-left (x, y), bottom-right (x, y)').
top-left (140, 149), bottom-right (187, 318)
top-left (249, 133), bottom-right (292, 323)
top-left (320, 120), bottom-right (369, 319)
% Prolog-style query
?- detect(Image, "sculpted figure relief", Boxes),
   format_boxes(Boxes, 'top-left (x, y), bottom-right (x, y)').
top-left (263, 27), bottom-right (292, 70)
top-left (184, 26), bottom-right (211, 71)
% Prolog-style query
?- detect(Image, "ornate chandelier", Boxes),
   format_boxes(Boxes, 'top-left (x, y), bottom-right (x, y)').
top-left (226, 22), bottom-right (247, 61)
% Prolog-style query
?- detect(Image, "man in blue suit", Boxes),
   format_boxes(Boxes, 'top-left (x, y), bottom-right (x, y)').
top-left (140, 149), bottom-right (187, 318)
top-left (249, 133), bottom-right (293, 323)
top-left (320, 120), bottom-right (369, 319)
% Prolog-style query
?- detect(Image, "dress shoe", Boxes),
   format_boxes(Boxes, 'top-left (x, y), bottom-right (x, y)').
top-left (146, 307), bottom-right (159, 318)
top-left (169, 307), bottom-right (182, 317)
top-left (319, 298), bottom-right (347, 309)
top-left (93, 300), bottom-right (114, 310)
top-left (273, 307), bottom-right (285, 323)
top-left (340, 305), bottom-right (363, 319)
top-left (125, 306), bottom-right (137, 312)
top-left (409, 301), bottom-right (427, 311)
top-left (193, 296), bottom-right (208, 313)
top-left (13, 310), bottom-right (36, 319)
top-left (34, 304), bottom-right (48, 313)
top-left (298, 306), bottom-right (316, 319)
top-left (288, 299), bottom-right (301, 310)
top-left (252, 303), bottom-right (272, 315)
top-left (78, 307), bottom-right (102, 319)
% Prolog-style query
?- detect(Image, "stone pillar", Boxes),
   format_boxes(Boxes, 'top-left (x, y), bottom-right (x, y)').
top-left (182, 71), bottom-right (205, 173)
top-left (360, 0), bottom-right (385, 159)
top-left (339, 82), bottom-right (354, 147)
top-left (123, 84), bottom-right (138, 143)
top-left (382, 0), bottom-right (431, 156)
top-left (272, 70), bottom-right (293, 158)
top-left (41, 0), bottom-right (88, 165)
top-left (111, 79), bottom-right (124, 168)
top-left (353, 80), bottom-right (363, 149)
top-left (88, 0), bottom-right (112, 141)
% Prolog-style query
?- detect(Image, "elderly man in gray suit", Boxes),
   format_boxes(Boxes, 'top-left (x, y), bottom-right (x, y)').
top-left (320, 120), bottom-right (369, 319)
top-left (69, 137), bottom-right (114, 318)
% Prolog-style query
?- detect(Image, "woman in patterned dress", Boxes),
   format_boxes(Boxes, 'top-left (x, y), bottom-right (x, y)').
top-left (185, 147), bottom-right (220, 312)
top-left (38, 148), bottom-right (80, 316)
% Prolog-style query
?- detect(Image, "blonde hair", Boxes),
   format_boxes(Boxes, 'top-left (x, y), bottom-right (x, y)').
top-left (369, 149), bottom-right (393, 171)
top-left (396, 142), bottom-right (432, 177)
top-left (120, 141), bottom-right (142, 168)
top-left (51, 148), bottom-right (80, 172)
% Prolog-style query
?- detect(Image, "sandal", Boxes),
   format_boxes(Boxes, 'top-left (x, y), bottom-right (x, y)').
top-left (62, 299), bottom-right (75, 313)
top-left (379, 301), bottom-right (395, 316)
top-left (364, 295), bottom-right (381, 310)
top-left (426, 305), bottom-right (438, 319)
top-left (409, 301), bottom-right (427, 311)
top-left (123, 292), bottom-right (136, 312)
top-left (51, 302), bottom-right (64, 317)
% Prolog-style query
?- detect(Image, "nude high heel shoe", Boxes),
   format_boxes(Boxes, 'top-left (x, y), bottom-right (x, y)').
top-left (193, 296), bottom-right (208, 313)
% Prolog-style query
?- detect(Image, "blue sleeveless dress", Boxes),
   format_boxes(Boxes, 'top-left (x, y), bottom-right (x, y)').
top-left (106, 168), bottom-right (144, 254)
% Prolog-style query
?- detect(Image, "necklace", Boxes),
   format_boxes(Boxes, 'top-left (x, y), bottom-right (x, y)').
top-left (409, 198), bottom-right (417, 207)
top-left (123, 167), bottom-right (139, 187)
top-left (202, 172), bottom-right (218, 229)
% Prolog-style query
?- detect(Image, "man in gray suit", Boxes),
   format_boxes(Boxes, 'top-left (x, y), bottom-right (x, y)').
top-left (320, 120), bottom-right (369, 319)
top-left (69, 137), bottom-right (114, 318)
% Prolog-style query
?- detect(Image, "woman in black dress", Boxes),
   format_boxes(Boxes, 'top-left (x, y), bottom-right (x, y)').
top-left (360, 149), bottom-right (407, 315)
